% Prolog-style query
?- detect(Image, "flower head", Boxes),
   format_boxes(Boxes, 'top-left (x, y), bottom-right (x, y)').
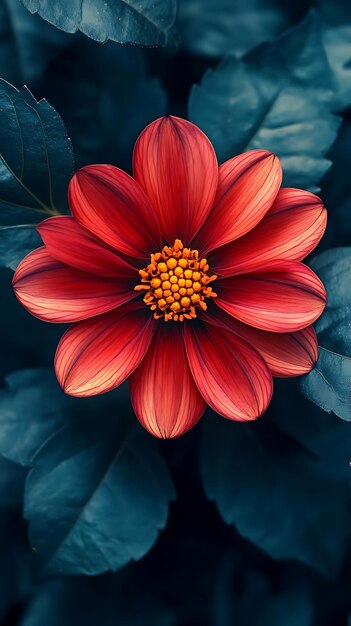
top-left (13, 116), bottom-right (327, 438)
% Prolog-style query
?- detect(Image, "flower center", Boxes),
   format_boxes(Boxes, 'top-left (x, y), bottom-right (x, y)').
top-left (135, 239), bottom-right (217, 322)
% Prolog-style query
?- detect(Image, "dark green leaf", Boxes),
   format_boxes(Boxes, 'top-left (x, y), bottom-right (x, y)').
top-left (24, 419), bottom-right (175, 575)
top-left (0, 78), bottom-right (73, 268)
top-left (189, 13), bottom-right (340, 189)
top-left (21, 0), bottom-right (177, 46)
top-left (201, 413), bottom-right (351, 576)
top-left (300, 248), bottom-right (351, 421)
top-left (0, 368), bottom-right (73, 466)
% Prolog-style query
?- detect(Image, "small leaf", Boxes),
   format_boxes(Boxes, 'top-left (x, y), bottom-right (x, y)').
top-left (189, 13), bottom-right (341, 189)
top-left (201, 412), bottom-right (351, 577)
top-left (24, 419), bottom-right (175, 575)
top-left (21, 0), bottom-right (177, 46)
top-left (0, 368), bottom-right (73, 466)
top-left (300, 247), bottom-right (351, 421)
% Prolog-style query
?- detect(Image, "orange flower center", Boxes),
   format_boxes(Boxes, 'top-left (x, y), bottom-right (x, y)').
top-left (135, 239), bottom-right (217, 322)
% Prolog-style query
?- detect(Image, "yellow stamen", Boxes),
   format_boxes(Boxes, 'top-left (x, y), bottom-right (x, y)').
top-left (134, 239), bottom-right (217, 322)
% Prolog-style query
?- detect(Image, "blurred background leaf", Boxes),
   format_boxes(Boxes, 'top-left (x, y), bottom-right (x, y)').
top-left (0, 510), bottom-right (33, 624)
top-left (0, 0), bottom-right (69, 88)
top-left (178, 0), bottom-right (307, 58)
top-left (211, 565), bottom-right (314, 626)
top-left (0, 456), bottom-right (26, 509)
top-left (20, 575), bottom-right (175, 626)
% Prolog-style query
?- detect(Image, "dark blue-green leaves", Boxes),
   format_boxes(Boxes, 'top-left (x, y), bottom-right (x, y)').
top-left (189, 14), bottom-right (341, 190)
top-left (0, 79), bottom-right (73, 221)
top-left (24, 419), bottom-right (175, 575)
top-left (0, 369), bottom-right (176, 576)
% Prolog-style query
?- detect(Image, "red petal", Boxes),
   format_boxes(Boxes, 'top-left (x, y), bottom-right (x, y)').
top-left (133, 116), bottom-right (218, 243)
top-left (184, 321), bottom-right (272, 421)
top-left (203, 308), bottom-right (318, 377)
top-left (129, 324), bottom-right (206, 438)
top-left (55, 302), bottom-right (155, 397)
top-left (13, 247), bottom-right (136, 323)
top-left (216, 261), bottom-right (326, 332)
top-left (195, 150), bottom-right (282, 254)
top-left (210, 188), bottom-right (327, 277)
top-left (38, 216), bottom-right (137, 277)
top-left (68, 164), bottom-right (161, 259)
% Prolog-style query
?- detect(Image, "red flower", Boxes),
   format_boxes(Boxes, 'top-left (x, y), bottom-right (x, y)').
top-left (13, 116), bottom-right (327, 438)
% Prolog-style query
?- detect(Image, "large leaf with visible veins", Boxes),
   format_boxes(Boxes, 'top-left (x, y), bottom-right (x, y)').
top-left (189, 13), bottom-right (340, 190)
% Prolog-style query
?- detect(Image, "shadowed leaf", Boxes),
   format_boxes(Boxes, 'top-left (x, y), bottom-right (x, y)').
top-left (201, 412), bottom-right (351, 577)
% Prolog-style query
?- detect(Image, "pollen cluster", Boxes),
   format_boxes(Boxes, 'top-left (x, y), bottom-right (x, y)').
top-left (135, 239), bottom-right (217, 322)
